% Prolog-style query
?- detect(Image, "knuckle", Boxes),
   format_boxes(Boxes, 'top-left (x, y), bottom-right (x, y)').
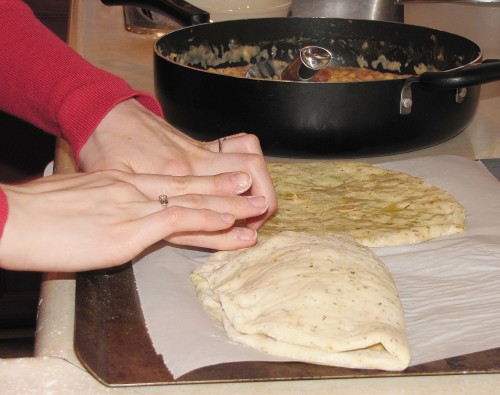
top-left (165, 206), bottom-right (222, 229)
top-left (241, 133), bottom-right (261, 149)
top-left (244, 133), bottom-right (260, 144)
top-left (113, 183), bottom-right (141, 200)
top-left (170, 175), bottom-right (192, 194)
top-left (161, 158), bottom-right (192, 176)
top-left (164, 205), bottom-right (184, 224)
top-left (182, 194), bottom-right (205, 208)
top-left (243, 152), bottom-right (265, 169)
top-left (93, 169), bottom-right (123, 179)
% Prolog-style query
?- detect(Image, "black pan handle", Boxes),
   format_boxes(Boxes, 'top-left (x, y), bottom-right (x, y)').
top-left (101, 0), bottom-right (210, 26)
top-left (419, 59), bottom-right (500, 90)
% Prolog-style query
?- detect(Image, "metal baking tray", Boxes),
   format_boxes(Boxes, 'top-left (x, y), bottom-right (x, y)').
top-left (74, 159), bottom-right (500, 387)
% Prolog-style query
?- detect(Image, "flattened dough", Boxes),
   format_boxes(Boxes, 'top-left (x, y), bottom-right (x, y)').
top-left (191, 231), bottom-right (411, 371)
top-left (260, 161), bottom-right (465, 247)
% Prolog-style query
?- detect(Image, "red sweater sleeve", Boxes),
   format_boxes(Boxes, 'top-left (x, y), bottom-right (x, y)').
top-left (0, 189), bottom-right (7, 240)
top-left (0, 0), bottom-right (162, 155)
top-left (0, 0), bottom-right (164, 241)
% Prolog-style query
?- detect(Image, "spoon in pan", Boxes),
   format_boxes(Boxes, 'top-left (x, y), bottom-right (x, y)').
top-left (245, 46), bottom-right (333, 81)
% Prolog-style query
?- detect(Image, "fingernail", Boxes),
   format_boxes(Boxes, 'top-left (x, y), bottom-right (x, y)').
top-left (221, 212), bottom-right (235, 224)
top-left (246, 196), bottom-right (268, 210)
top-left (247, 221), bottom-right (262, 230)
top-left (232, 172), bottom-right (252, 194)
top-left (232, 227), bottom-right (257, 241)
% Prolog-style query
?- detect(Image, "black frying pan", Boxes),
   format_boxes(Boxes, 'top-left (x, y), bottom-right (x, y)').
top-left (104, 1), bottom-right (500, 157)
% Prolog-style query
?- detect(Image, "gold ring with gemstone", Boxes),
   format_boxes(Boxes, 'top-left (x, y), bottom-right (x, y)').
top-left (158, 194), bottom-right (169, 209)
top-left (218, 137), bottom-right (226, 153)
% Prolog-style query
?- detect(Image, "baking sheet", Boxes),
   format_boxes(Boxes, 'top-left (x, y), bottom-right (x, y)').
top-left (132, 155), bottom-right (500, 379)
top-left (74, 262), bottom-right (500, 386)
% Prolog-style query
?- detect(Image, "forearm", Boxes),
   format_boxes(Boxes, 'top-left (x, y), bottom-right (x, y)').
top-left (0, 0), bottom-right (162, 163)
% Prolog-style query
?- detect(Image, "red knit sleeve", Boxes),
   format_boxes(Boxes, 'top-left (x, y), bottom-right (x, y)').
top-left (0, 0), bottom-right (163, 162)
top-left (0, 188), bottom-right (8, 240)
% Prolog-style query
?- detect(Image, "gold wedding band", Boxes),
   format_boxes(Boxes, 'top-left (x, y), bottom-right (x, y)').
top-left (218, 137), bottom-right (226, 153)
top-left (159, 194), bottom-right (169, 209)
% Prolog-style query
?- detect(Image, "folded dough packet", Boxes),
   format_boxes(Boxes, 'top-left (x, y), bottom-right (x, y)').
top-left (191, 231), bottom-right (411, 371)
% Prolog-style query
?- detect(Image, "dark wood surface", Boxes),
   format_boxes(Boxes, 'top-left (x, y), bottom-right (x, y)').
top-left (75, 264), bottom-right (172, 386)
top-left (74, 248), bottom-right (500, 386)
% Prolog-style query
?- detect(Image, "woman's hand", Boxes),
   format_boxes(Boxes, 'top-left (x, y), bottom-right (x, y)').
top-left (0, 170), bottom-right (267, 272)
top-left (79, 99), bottom-right (277, 229)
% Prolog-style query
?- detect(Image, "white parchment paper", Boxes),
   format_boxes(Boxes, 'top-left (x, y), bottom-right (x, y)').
top-left (133, 155), bottom-right (500, 378)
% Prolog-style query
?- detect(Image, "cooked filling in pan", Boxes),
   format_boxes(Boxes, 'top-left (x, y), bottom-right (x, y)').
top-left (207, 64), bottom-right (409, 81)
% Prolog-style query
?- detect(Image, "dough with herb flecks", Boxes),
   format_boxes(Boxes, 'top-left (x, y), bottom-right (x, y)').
top-left (260, 161), bottom-right (464, 247)
top-left (191, 231), bottom-right (411, 371)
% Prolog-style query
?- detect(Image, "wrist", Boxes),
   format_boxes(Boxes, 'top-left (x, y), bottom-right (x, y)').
top-left (79, 98), bottom-right (157, 171)
top-left (76, 93), bottom-right (163, 169)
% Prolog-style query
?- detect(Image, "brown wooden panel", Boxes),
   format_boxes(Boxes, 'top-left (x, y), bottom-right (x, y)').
top-left (74, 262), bottom-right (500, 387)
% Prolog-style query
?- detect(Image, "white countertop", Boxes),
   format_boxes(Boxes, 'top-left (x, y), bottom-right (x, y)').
top-left (1, 1), bottom-right (499, 393)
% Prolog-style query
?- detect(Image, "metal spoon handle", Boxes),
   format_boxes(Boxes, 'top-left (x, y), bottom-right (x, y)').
top-left (280, 46), bottom-right (333, 81)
